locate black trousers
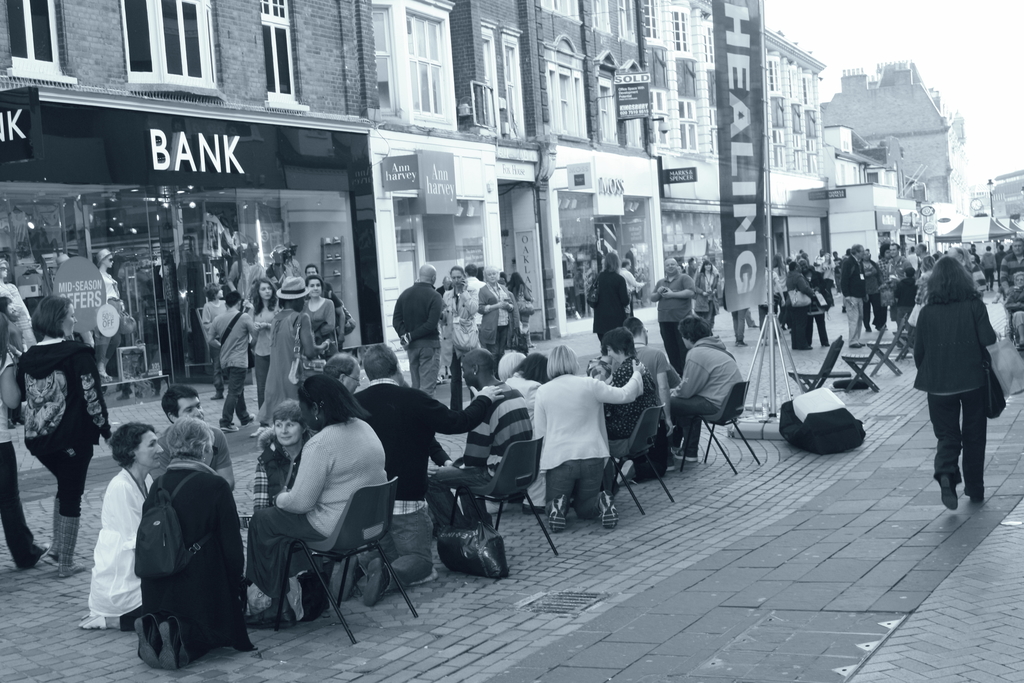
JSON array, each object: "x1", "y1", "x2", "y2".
[
  {"x1": 0, "y1": 441, "x2": 42, "y2": 566},
  {"x1": 927, "y1": 385, "x2": 987, "y2": 498},
  {"x1": 35, "y1": 444, "x2": 94, "y2": 517},
  {"x1": 806, "y1": 312, "x2": 829, "y2": 347},
  {"x1": 864, "y1": 293, "x2": 886, "y2": 331},
  {"x1": 660, "y1": 321, "x2": 685, "y2": 375},
  {"x1": 788, "y1": 306, "x2": 811, "y2": 350}
]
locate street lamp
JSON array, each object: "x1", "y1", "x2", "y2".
[{"x1": 988, "y1": 178, "x2": 994, "y2": 217}]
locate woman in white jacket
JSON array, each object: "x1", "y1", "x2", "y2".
[
  {"x1": 80, "y1": 423, "x2": 162, "y2": 630},
  {"x1": 534, "y1": 345, "x2": 644, "y2": 532}
]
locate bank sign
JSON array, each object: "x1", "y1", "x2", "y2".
[
  {"x1": 0, "y1": 87, "x2": 42, "y2": 164},
  {"x1": 713, "y1": 0, "x2": 766, "y2": 313},
  {"x1": 614, "y1": 72, "x2": 651, "y2": 120}
]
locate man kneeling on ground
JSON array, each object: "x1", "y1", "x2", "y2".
[
  {"x1": 670, "y1": 317, "x2": 742, "y2": 464},
  {"x1": 352, "y1": 344, "x2": 503, "y2": 605}
]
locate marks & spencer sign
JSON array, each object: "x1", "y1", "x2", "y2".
[{"x1": 0, "y1": 87, "x2": 42, "y2": 164}]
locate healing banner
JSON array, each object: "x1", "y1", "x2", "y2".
[{"x1": 713, "y1": 0, "x2": 766, "y2": 312}]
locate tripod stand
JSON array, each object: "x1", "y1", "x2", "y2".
[{"x1": 744, "y1": 274, "x2": 799, "y2": 422}]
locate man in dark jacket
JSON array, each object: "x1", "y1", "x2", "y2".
[
  {"x1": 354, "y1": 344, "x2": 501, "y2": 606},
  {"x1": 393, "y1": 264, "x2": 444, "y2": 397},
  {"x1": 839, "y1": 244, "x2": 866, "y2": 348}
]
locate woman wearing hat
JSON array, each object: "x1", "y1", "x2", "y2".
[{"x1": 255, "y1": 276, "x2": 319, "y2": 426}]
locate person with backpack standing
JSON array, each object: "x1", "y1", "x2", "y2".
[{"x1": 18, "y1": 296, "x2": 112, "y2": 578}]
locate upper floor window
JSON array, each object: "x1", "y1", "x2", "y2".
[
  {"x1": 593, "y1": 0, "x2": 610, "y2": 33},
  {"x1": 598, "y1": 76, "x2": 615, "y2": 143},
  {"x1": 702, "y1": 24, "x2": 713, "y2": 64},
  {"x1": 766, "y1": 57, "x2": 781, "y2": 94},
  {"x1": 802, "y1": 74, "x2": 813, "y2": 106},
  {"x1": 546, "y1": 40, "x2": 585, "y2": 138},
  {"x1": 122, "y1": 0, "x2": 216, "y2": 88},
  {"x1": 502, "y1": 34, "x2": 524, "y2": 138},
  {"x1": 407, "y1": 13, "x2": 445, "y2": 117},
  {"x1": 670, "y1": 9, "x2": 688, "y2": 52},
  {"x1": 373, "y1": 9, "x2": 395, "y2": 112},
  {"x1": 652, "y1": 89, "x2": 668, "y2": 145},
  {"x1": 542, "y1": 0, "x2": 577, "y2": 19},
  {"x1": 642, "y1": 0, "x2": 658, "y2": 40},
  {"x1": 7, "y1": 0, "x2": 70, "y2": 79},
  {"x1": 678, "y1": 99, "x2": 696, "y2": 152},
  {"x1": 262, "y1": 0, "x2": 295, "y2": 101},
  {"x1": 617, "y1": 0, "x2": 635, "y2": 42}
]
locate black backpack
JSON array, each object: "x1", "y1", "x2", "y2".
[{"x1": 135, "y1": 472, "x2": 213, "y2": 579}]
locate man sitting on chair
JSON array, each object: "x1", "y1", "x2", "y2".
[
  {"x1": 669, "y1": 317, "x2": 743, "y2": 464},
  {"x1": 353, "y1": 344, "x2": 502, "y2": 606},
  {"x1": 1005, "y1": 271, "x2": 1024, "y2": 349}
]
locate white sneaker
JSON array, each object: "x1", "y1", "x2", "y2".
[
  {"x1": 548, "y1": 495, "x2": 567, "y2": 532},
  {"x1": 599, "y1": 491, "x2": 618, "y2": 529}
]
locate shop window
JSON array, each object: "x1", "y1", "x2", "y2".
[
  {"x1": 261, "y1": 0, "x2": 295, "y2": 103},
  {"x1": 670, "y1": 8, "x2": 688, "y2": 52},
  {"x1": 661, "y1": 210, "x2": 722, "y2": 263},
  {"x1": 679, "y1": 99, "x2": 696, "y2": 152},
  {"x1": 121, "y1": 0, "x2": 217, "y2": 88},
  {"x1": 593, "y1": 0, "x2": 610, "y2": 33},
  {"x1": 546, "y1": 41, "x2": 585, "y2": 138},
  {"x1": 373, "y1": 9, "x2": 395, "y2": 113},
  {"x1": 617, "y1": 0, "x2": 635, "y2": 42},
  {"x1": 642, "y1": 0, "x2": 658, "y2": 40},
  {"x1": 407, "y1": 13, "x2": 446, "y2": 118},
  {"x1": 393, "y1": 197, "x2": 485, "y2": 292},
  {"x1": 598, "y1": 77, "x2": 615, "y2": 143},
  {"x1": 502, "y1": 35, "x2": 524, "y2": 138},
  {"x1": 7, "y1": 0, "x2": 73, "y2": 81}
]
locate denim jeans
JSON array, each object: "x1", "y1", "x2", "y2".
[
  {"x1": 358, "y1": 506, "x2": 433, "y2": 585},
  {"x1": 545, "y1": 458, "x2": 605, "y2": 520},
  {"x1": 928, "y1": 385, "x2": 987, "y2": 497},
  {"x1": 669, "y1": 395, "x2": 719, "y2": 458},
  {"x1": 426, "y1": 466, "x2": 492, "y2": 529},
  {"x1": 210, "y1": 345, "x2": 224, "y2": 393},
  {"x1": 254, "y1": 354, "x2": 270, "y2": 418},
  {"x1": 221, "y1": 366, "x2": 251, "y2": 427},
  {"x1": 731, "y1": 310, "x2": 746, "y2": 343},
  {"x1": 408, "y1": 345, "x2": 440, "y2": 397},
  {"x1": 845, "y1": 297, "x2": 863, "y2": 344},
  {"x1": 659, "y1": 321, "x2": 685, "y2": 375},
  {"x1": 0, "y1": 441, "x2": 44, "y2": 567}
]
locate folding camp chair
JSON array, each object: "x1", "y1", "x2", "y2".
[
  {"x1": 611, "y1": 406, "x2": 674, "y2": 515},
  {"x1": 700, "y1": 381, "x2": 761, "y2": 475},
  {"x1": 788, "y1": 337, "x2": 852, "y2": 392}
]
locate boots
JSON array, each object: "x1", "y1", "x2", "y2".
[
  {"x1": 48, "y1": 500, "x2": 60, "y2": 562},
  {"x1": 56, "y1": 514, "x2": 87, "y2": 578}
]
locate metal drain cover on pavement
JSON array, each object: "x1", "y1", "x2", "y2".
[{"x1": 516, "y1": 591, "x2": 605, "y2": 615}]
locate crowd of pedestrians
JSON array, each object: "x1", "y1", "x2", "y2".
[{"x1": 0, "y1": 240, "x2": 1016, "y2": 669}]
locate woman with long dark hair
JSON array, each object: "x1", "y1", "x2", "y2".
[
  {"x1": 18, "y1": 296, "x2": 111, "y2": 578},
  {"x1": 256, "y1": 277, "x2": 319, "y2": 426},
  {"x1": 250, "y1": 277, "x2": 278, "y2": 417},
  {"x1": 914, "y1": 256, "x2": 997, "y2": 510},
  {"x1": 245, "y1": 375, "x2": 386, "y2": 623}
]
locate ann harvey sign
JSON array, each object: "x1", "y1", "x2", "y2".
[
  {"x1": 381, "y1": 154, "x2": 419, "y2": 191},
  {"x1": 381, "y1": 151, "x2": 459, "y2": 214},
  {"x1": 713, "y1": 0, "x2": 766, "y2": 313}
]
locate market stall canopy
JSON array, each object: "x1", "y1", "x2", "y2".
[{"x1": 935, "y1": 217, "x2": 1017, "y2": 243}]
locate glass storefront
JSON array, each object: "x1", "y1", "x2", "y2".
[
  {"x1": 661, "y1": 210, "x2": 722, "y2": 268},
  {"x1": 0, "y1": 97, "x2": 380, "y2": 390},
  {"x1": 394, "y1": 197, "x2": 485, "y2": 291},
  {"x1": 558, "y1": 192, "x2": 652, "y2": 318}
]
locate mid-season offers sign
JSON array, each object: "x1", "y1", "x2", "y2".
[
  {"x1": 53, "y1": 257, "x2": 106, "y2": 335},
  {"x1": 713, "y1": 0, "x2": 766, "y2": 313}
]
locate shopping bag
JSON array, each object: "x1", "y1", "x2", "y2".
[
  {"x1": 436, "y1": 521, "x2": 510, "y2": 579},
  {"x1": 987, "y1": 338, "x2": 1024, "y2": 396}
]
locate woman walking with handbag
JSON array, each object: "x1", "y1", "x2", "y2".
[
  {"x1": 914, "y1": 256, "x2": 997, "y2": 510},
  {"x1": 785, "y1": 262, "x2": 814, "y2": 351},
  {"x1": 693, "y1": 261, "x2": 719, "y2": 325},
  {"x1": 256, "y1": 277, "x2": 322, "y2": 427}
]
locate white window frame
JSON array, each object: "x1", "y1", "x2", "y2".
[
  {"x1": 626, "y1": 118, "x2": 643, "y2": 148},
  {"x1": 121, "y1": 0, "x2": 217, "y2": 88},
  {"x1": 541, "y1": 0, "x2": 577, "y2": 19},
  {"x1": 670, "y1": 8, "x2": 688, "y2": 52},
  {"x1": 702, "y1": 24, "x2": 713, "y2": 64},
  {"x1": 7, "y1": 0, "x2": 74, "y2": 82},
  {"x1": 546, "y1": 41, "x2": 585, "y2": 138},
  {"x1": 642, "y1": 0, "x2": 658, "y2": 40},
  {"x1": 707, "y1": 106, "x2": 717, "y2": 155},
  {"x1": 617, "y1": 0, "x2": 635, "y2": 42},
  {"x1": 598, "y1": 76, "x2": 615, "y2": 143},
  {"x1": 678, "y1": 98, "x2": 697, "y2": 152},
  {"x1": 766, "y1": 57, "x2": 781, "y2": 94},
  {"x1": 652, "y1": 89, "x2": 669, "y2": 145},
  {"x1": 262, "y1": 0, "x2": 296, "y2": 104},
  {"x1": 406, "y1": 13, "x2": 446, "y2": 118},
  {"x1": 594, "y1": 0, "x2": 610, "y2": 33},
  {"x1": 502, "y1": 33, "x2": 525, "y2": 138},
  {"x1": 373, "y1": 8, "x2": 397, "y2": 113},
  {"x1": 479, "y1": 28, "x2": 499, "y2": 129},
  {"x1": 802, "y1": 74, "x2": 812, "y2": 106}
]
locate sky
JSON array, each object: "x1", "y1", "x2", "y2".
[{"x1": 763, "y1": 0, "x2": 1024, "y2": 188}]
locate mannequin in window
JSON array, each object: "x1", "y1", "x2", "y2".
[{"x1": 95, "y1": 249, "x2": 122, "y2": 383}]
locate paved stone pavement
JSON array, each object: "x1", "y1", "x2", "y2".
[{"x1": 2, "y1": 298, "x2": 1022, "y2": 683}]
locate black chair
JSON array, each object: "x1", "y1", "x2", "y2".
[
  {"x1": 788, "y1": 337, "x2": 851, "y2": 392},
  {"x1": 700, "y1": 381, "x2": 761, "y2": 475},
  {"x1": 611, "y1": 405, "x2": 674, "y2": 515},
  {"x1": 450, "y1": 437, "x2": 558, "y2": 556},
  {"x1": 274, "y1": 478, "x2": 418, "y2": 641}
]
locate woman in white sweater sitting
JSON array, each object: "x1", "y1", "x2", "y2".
[
  {"x1": 534, "y1": 345, "x2": 644, "y2": 532},
  {"x1": 245, "y1": 374, "x2": 387, "y2": 624}
]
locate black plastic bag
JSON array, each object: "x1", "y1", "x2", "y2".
[
  {"x1": 779, "y1": 401, "x2": 865, "y2": 455},
  {"x1": 437, "y1": 522, "x2": 510, "y2": 579}
]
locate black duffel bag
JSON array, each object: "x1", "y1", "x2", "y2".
[
  {"x1": 779, "y1": 400, "x2": 865, "y2": 455},
  {"x1": 437, "y1": 521, "x2": 510, "y2": 579}
]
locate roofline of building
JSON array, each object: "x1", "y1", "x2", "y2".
[{"x1": 765, "y1": 29, "x2": 827, "y2": 73}]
